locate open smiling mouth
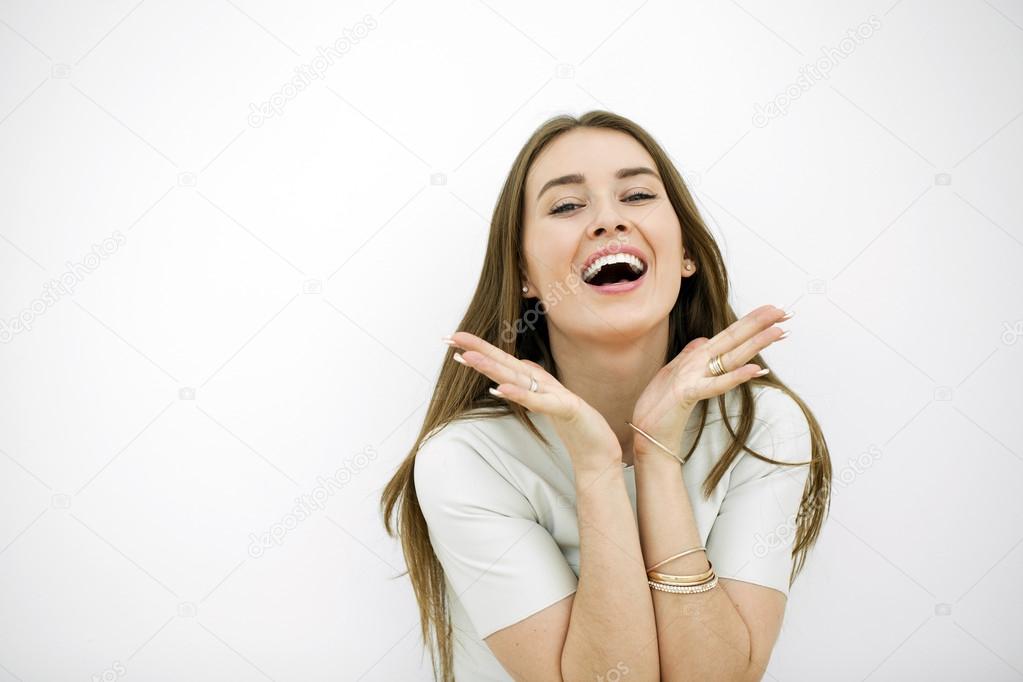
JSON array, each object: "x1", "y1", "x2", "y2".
[{"x1": 582, "y1": 253, "x2": 648, "y2": 287}]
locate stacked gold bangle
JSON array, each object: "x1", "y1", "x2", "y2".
[
  {"x1": 628, "y1": 421, "x2": 717, "y2": 593},
  {"x1": 645, "y1": 546, "x2": 718, "y2": 594}
]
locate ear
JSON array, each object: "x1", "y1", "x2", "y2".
[{"x1": 681, "y1": 251, "x2": 697, "y2": 278}]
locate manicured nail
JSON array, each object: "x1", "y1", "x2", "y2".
[
  {"x1": 779, "y1": 310, "x2": 794, "y2": 321},
  {"x1": 489, "y1": 387, "x2": 505, "y2": 397},
  {"x1": 452, "y1": 352, "x2": 466, "y2": 364},
  {"x1": 441, "y1": 335, "x2": 456, "y2": 345},
  {"x1": 754, "y1": 368, "x2": 771, "y2": 377},
  {"x1": 778, "y1": 330, "x2": 790, "y2": 340}
]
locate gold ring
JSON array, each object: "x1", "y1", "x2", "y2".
[{"x1": 708, "y1": 354, "x2": 728, "y2": 376}]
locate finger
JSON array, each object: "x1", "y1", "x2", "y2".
[
  {"x1": 717, "y1": 324, "x2": 787, "y2": 375},
  {"x1": 703, "y1": 362, "x2": 768, "y2": 395},
  {"x1": 489, "y1": 379, "x2": 576, "y2": 421},
  {"x1": 450, "y1": 331, "x2": 555, "y2": 382},
  {"x1": 457, "y1": 349, "x2": 540, "y2": 393},
  {"x1": 451, "y1": 340, "x2": 557, "y2": 394},
  {"x1": 704, "y1": 305, "x2": 788, "y2": 359}
]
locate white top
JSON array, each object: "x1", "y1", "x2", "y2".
[{"x1": 413, "y1": 384, "x2": 812, "y2": 681}]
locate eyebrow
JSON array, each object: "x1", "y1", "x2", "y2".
[{"x1": 536, "y1": 166, "x2": 661, "y2": 202}]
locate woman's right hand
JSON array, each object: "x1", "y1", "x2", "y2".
[{"x1": 444, "y1": 331, "x2": 623, "y2": 476}]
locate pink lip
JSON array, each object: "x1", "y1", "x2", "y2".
[
  {"x1": 581, "y1": 244, "x2": 649, "y2": 272},
  {"x1": 586, "y1": 266, "x2": 649, "y2": 295}
]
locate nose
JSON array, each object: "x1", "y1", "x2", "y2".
[
  {"x1": 587, "y1": 203, "x2": 633, "y2": 239},
  {"x1": 589, "y1": 223, "x2": 630, "y2": 238}
]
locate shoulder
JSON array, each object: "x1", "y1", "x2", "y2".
[
  {"x1": 750, "y1": 383, "x2": 805, "y2": 417},
  {"x1": 413, "y1": 409, "x2": 536, "y2": 510},
  {"x1": 415, "y1": 407, "x2": 527, "y2": 461},
  {"x1": 710, "y1": 385, "x2": 814, "y2": 491},
  {"x1": 412, "y1": 411, "x2": 556, "y2": 556},
  {"x1": 702, "y1": 385, "x2": 811, "y2": 467},
  {"x1": 704, "y1": 385, "x2": 818, "y2": 596},
  {"x1": 746, "y1": 384, "x2": 812, "y2": 465},
  {"x1": 413, "y1": 410, "x2": 501, "y2": 485}
]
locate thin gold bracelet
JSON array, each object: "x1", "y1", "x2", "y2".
[
  {"x1": 625, "y1": 421, "x2": 686, "y2": 465},
  {"x1": 648, "y1": 565, "x2": 716, "y2": 586},
  {"x1": 645, "y1": 546, "x2": 706, "y2": 572}
]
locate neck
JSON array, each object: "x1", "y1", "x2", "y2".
[{"x1": 547, "y1": 318, "x2": 670, "y2": 465}]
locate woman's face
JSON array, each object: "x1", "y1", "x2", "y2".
[{"x1": 521, "y1": 127, "x2": 690, "y2": 342}]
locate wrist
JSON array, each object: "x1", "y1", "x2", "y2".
[
  {"x1": 573, "y1": 460, "x2": 626, "y2": 491},
  {"x1": 633, "y1": 440, "x2": 681, "y2": 466},
  {"x1": 572, "y1": 452, "x2": 624, "y2": 472},
  {"x1": 630, "y1": 408, "x2": 692, "y2": 451},
  {"x1": 631, "y1": 426, "x2": 688, "y2": 465}
]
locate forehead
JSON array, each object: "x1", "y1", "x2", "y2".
[{"x1": 526, "y1": 128, "x2": 656, "y2": 198}]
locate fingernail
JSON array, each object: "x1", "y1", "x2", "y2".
[
  {"x1": 779, "y1": 310, "x2": 794, "y2": 321},
  {"x1": 489, "y1": 387, "x2": 504, "y2": 397},
  {"x1": 754, "y1": 368, "x2": 771, "y2": 377},
  {"x1": 452, "y1": 352, "x2": 466, "y2": 365},
  {"x1": 778, "y1": 330, "x2": 790, "y2": 340},
  {"x1": 441, "y1": 335, "x2": 456, "y2": 345}
]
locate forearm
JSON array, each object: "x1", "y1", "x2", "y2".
[
  {"x1": 561, "y1": 464, "x2": 660, "y2": 681},
  {"x1": 635, "y1": 448, "x2": 755, "y2": 681}
]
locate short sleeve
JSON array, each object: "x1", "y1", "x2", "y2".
[
  {"x1": 705, "y1": 388, "x2": 814, "y2": 596},
  {"x1": 413, "y1": 424, "x2": 579, "y2": 639}
]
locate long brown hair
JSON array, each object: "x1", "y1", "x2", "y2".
[{"x1": 379, "y1": 109, "x2": 832, "y2": 682}]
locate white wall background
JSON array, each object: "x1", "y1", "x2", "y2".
[{"x1": 1, "y1": 0, "x2": 1021, "y2": 680}]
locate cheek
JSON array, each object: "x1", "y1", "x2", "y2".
[
  {"x1": 650, "y1": 220, "x2": 684, "y2": 268},
  {"x1": 523, "y1": 233, "x2": 576, "y2": 282}
]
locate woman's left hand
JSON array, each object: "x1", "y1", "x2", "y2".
[{"x1": 631, "y1": 304, "x2": 792, "y2": 460}]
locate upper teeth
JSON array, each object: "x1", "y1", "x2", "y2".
[{"x1": 583, "y1": 253, "x2": 646, "y2": 282}]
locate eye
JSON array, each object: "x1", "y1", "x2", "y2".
[
  {"x1": 549, "y1": 201, "x2": 581, "y2": 215},
  {"x1": 549, "y1": 192, "x2": 656, "y2": 216}
]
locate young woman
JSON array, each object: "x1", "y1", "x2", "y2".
[{"x1": 380, "y1": 110, "x2": 832, "y2": 681}]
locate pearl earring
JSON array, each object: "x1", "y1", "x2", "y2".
[
  {"x1": 684, "y1": 262, "x2": 693, "y2": 271},
  {"x1": 522, "y1": 285, "x2": 528, "y2": 293}
]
